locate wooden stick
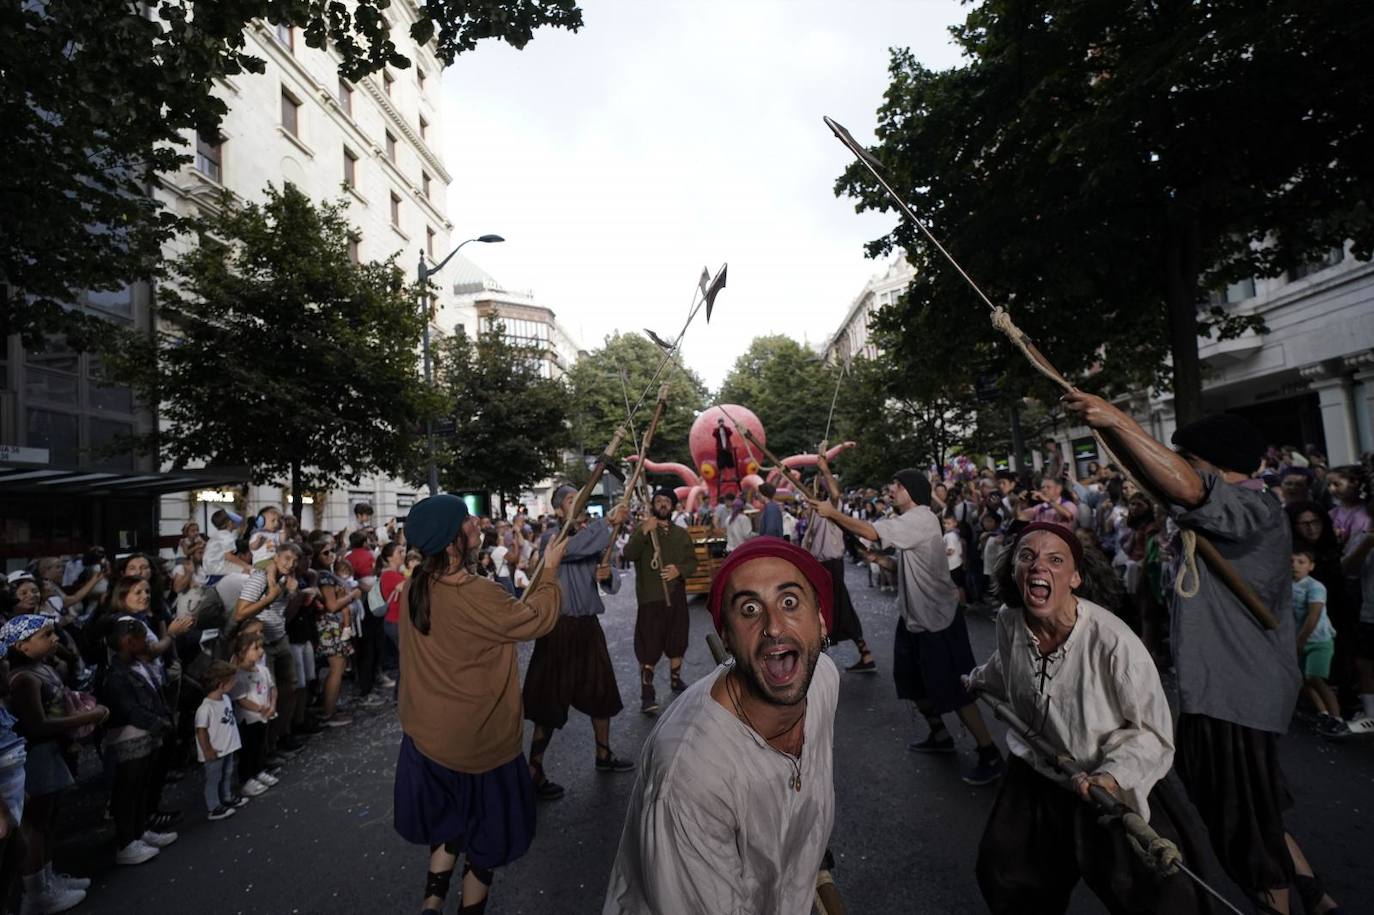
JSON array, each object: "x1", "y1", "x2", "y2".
[
  {"x1": 600, "y1": 383, "x2": 671, "y2": 568},
  {"x1": 527, "y1": 425, "x2": 627, "y2": 592},
  {"x1": 718, "y1": 407, "x2": 818, "y2": 504}
]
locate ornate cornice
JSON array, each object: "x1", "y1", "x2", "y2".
[{"x1": 358, "y1": 74, "x2": 452, "y2": 185}]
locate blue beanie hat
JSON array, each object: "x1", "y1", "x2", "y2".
[{"x1": 405, "y1": 494, "x2": 470, "y2": 557}]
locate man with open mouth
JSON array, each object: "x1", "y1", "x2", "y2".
[
  {"x1": 602, "y1": 537, "x2": 838, "y2": 914},
  {"x1": 816, "y1": 468, "x2": 1005, "y2": 786}
]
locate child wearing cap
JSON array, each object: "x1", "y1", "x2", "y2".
[{"x1": 203, "y1": 509, "x2": 250, "y2": 585}]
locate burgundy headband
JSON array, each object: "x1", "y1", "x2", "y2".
[
  {"x1": 707, "y1": 537, "x2": 834, "y2": 634},
  {"x1": 1011, "y1": 521, "x2": 1083, "y2": 567}
]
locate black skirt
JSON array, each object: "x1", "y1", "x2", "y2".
[
  {"x1": 634, "y1": 582, "x2": 690, "y2": 666},
  {"x1": 1174, "y1": 713, "x2": 1295, "y2": 895},
  {"x1": 891, "y1": 610, "x2": 976, "y2": 714},
  {"x1": 977, "y1": 756, "x2": 1228, "y2": 914},
  {"x1": 522, "y1": 615, "x2": 624, "y2": 729},
  {"x1": 821, "y1": 558, "x2": 864, "y2": 644}
]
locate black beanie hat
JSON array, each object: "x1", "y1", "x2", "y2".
[
  {"x1": 1171, "y1": 413, "x2": 1266, "y2": 475},
  {"x1": 893, "y1": 468, "x2": 932, "y2": 506}
]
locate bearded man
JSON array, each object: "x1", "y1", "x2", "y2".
[
  {"x1": 603, "y1": 537, "x2": 838, "y2": 914},
  {"x1": 623, "y1": 486, "x2": 699, "y2": 714}
]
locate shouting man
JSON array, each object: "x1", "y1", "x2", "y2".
[
  {"x1": 603, "y1": 537, "x2": 838, "y2": 914},
  {"x1": 623, "y1": 486, "x2": 698, "y2": 714}
]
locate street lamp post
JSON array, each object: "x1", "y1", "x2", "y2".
[{"x1": 417, "y1": 233, "x2": 505, "y2": 496}]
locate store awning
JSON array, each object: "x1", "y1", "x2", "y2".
[{"x1": 0, "y1": 463, "x2": 249, "y2": 497}]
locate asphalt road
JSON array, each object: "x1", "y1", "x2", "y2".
[{"x1": 66, "y1": 561, "x2": 1373, "y2": 915}]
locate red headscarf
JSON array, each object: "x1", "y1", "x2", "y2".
[{"x1": 708, "y1": 537, "x2": 834, "y2": 634}]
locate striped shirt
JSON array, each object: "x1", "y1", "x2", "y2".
[{"x1": 237, "y1": 569, "x2": 288, "y2": 641}]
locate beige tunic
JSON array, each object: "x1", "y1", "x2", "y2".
[
  {"x1": 966, "y1": 598, "x2": 1174, "y2": 820},
  {"x1": 603, "y1": 654, "x2": 839, "y2": 915}
]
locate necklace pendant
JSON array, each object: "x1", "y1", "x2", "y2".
[{"x1": 790, "y1": 773, "x2": 801, "y2": 792}]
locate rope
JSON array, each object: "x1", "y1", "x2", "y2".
[{"x1": 988, "y1": 306, "x2": 1202, "y2": 602}]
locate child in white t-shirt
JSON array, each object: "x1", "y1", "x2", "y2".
[
  {"x1": 195, "y1": 661, "x2": 245, "y2": 821},
  {"x1": 248, "y1": 506, "x2": 283, "y2": 569},
  {"x1": 229, "y1": 630, "x2": 278, "y2": 797},
  {"x1": 942, "y1": 514, "x2": 966, "y2": 604}
]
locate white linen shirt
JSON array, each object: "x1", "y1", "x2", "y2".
[
  {"x1": 603, "y1": 655, "x2": 839, "y2": 915},
  {"x1": 966, "y1": 598, "x2": 1174, "y2": 821},
  {"x1": 872, "y1": 505, "x2": 959, "y2": 633}
]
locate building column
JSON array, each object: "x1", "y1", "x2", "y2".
[
  {"x1": 1302, "y1": 360, "x2": 1359, "y2": 466},
  {"x1": 1355, "y1": 371, "x2": 1374, "y2": 456}
]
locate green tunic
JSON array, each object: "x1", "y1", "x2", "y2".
[{"x1": 624, "y1": 522, "x2": 698, "y2": 605}]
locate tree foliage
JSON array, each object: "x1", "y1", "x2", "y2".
[
  {"x1": 837, "y1": 2, "x2": 1374, "y2": 424},
  {"x1": 717, "y1": 335, "x2": 840, "y2": 459},
  {"x1": 104, "y1": 184, "x2": 433, "y2": 514},
  {"x1": 565, "y1": 332, "x2": 709, "y2": 470},
  {"x1": 431, "y1": 323, "x2": 571, "y2": 508},
  {"x1": 2, "y1": 0, "x2": 582, "y2": 348}
]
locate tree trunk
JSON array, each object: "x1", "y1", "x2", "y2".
[
  {"x1": 1164, "y1": 221, "x2": 1205, "y2": 426},
  {"x1": 290, "y1": 460, "x2": 303, "y2": 519}
]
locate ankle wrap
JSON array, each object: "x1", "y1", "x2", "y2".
[
  {"x1": 463, "y1": 860, "x2": 494, "y2": 887},
  {"x1": 424, "y1": 868, "x2": 454, "y2": 900}
]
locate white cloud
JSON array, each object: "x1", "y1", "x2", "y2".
[{"x1": 439, "y1": 0, "x2": 966, "y2": 388}]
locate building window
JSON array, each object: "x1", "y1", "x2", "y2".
[
  {"x1": 1287, "y1": 248, "x2": 1345, "y2": 283},
  {"x1": 417, "y1": 68, "x2": 427, "y2": 92},
  {"x1": 347, "y1": 236, "x2": 360, "y2": 263},
  {"x1": 195, "y1": 131, "x2": 223, "y2": 183},
  {"x1": 281, "y1": 89, "x2": 300, "y2": 137},
  {"x1": 343, "y1": 147, "x2": 357, "y2": 188},
  {"x1": 419, "y1": 115, "x2": 429, "y2": 141},
  {"x1": 385, "y1": 131, "x2": 396, "y2": 161},
  {"x1": 25, "y1": 408, "x2": 79, "y2": 466},
  {"x1": 396, "y1": 492, "x2": 416, "y2": 510},
  {"x1": 422, "y1": 171, "x2": 431, "y2": 199},
  {"x1": 390, "y1": 192, "x2": 401, "y2": 228},
  {"x1": 383, "y1": 70, "x2": 394, "y2": 96},
  {"x1": 338, "y1": 78, "x2": 353, "y2": 116},
  {"x1": 425, "y1": 227, "x2": 435, "y2": 257},
  {"x1": 275, "y1": 23, "x2": 294, "y2": 51}
]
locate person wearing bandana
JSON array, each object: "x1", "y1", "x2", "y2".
[
  {"x1": 966, "y1": 522, "x2": 1223, "y2": 913},
  {"x1": 623, "y1": 485, "x2": 699, "y2": 714},
  {"x1": 603, "y1": 537, "x2": 838, "y2": 915}
]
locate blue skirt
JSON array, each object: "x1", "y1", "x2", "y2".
[{"x1": 393, "y1": 735, "x2": 536, "y2": 869}]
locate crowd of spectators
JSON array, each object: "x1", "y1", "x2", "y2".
[{"x1": 0, "y1": 498, "x2": 584, "y2": 915}]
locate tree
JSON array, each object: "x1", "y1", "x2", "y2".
[
  {"x1": 104, "y1": 184, "x2": 434, "y2": 516},
  {"x1": 431, "y1": 323, "x2": 571, "y2": 512},
  {"x1": 2, "y1": 0, "x2": 582, "y2": 348},
  {"x1": 717, "y1": 335, "x2": 841, "y2": 459},
  {"x1": 837, "y1": 2, "x2": 1374, "y2": 424},
  {"x1": 565, "y1": 332, "x2": 709, "y2": 470}
]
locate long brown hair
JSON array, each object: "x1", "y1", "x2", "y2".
[{"x1": 407, "y1": 553, "x2": 452, "y2": 636}]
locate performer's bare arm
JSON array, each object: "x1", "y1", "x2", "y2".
[
  {"x1": 1062, "y1": 391, "x2": 1206, "y2": 508},
  {"x1": 816, "y1": 449, "x2": 842, "y2": 504}
]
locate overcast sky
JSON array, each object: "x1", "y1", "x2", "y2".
[{"x1": 438, "y1": 0, "x2": 966, "y2": 389}]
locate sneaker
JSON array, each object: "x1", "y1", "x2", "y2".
[
  {"x1": 275, "y1": 740, "x2": 306, "y2": 757},
  {"x1": 641, "y1": 686, "x2": 659, "y2": 715},
  {"x1": 376, "y1": 674, "x2": 396, "y2": 688},
  {"x1": 256, "y1": 772, "x2": 280, "y2": 787},
  {"x1": 846, "y1": 659, "x2": 878, "y2": 674},
  {"x1": 962, "y1": 750, "x2": 1006, "y2": 786},
  {"x1": 49, "y1": 870, "x2": 90, "y2": 892},
  {"x1": 595, "y1": 753, "x2": 635, "y2": 773},
  {"x1": 264, "y1": 754, "x2": 287, "y2": 770},
  {"x1": 206, "y1": 805, "x2": 237, "y2": 821},
  {"x1": 240, "y1": 778, "x2": 270, "y2": 797},
  {"x1": 670, "y1": 675, "x2": 689, "y2": 694},
  {"x1": 115, "y1": 840, "x2": 159, "y2": 866},
  {"x1": 147, "y1": 810, "x2": 183, "y2": 831},
  {"x1": 356, "y1": 694, "x2": 384, "y2": 708},
  {"x1": 324, "y1": 716, "x2": 353, "y2": 728},
  {"x1": 19, "y1": 877, "x2": 84, "y2": 914},
  {"x1": 1316, "y1": 714, "x2": 1351, "y2": 738},
  {"x1": 907, "y1": 733, "x2": 956, "y2": 754},
  {"x1": 226, "y1": 795, "x2": 251, "y2": 809},
  {"x1": 533, "y1": 777, "x2": 565, "y2": 801},
  {"x1": 140, "y1": 830, "x2": 178, "y2": 848}
]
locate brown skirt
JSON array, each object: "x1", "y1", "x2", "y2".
[
  {"x1": 522, "y1": 615, "x2": 623, "y2": 729},
  {"x1": 634, "y1": 582, "x2": 690, "y2": 666}
]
